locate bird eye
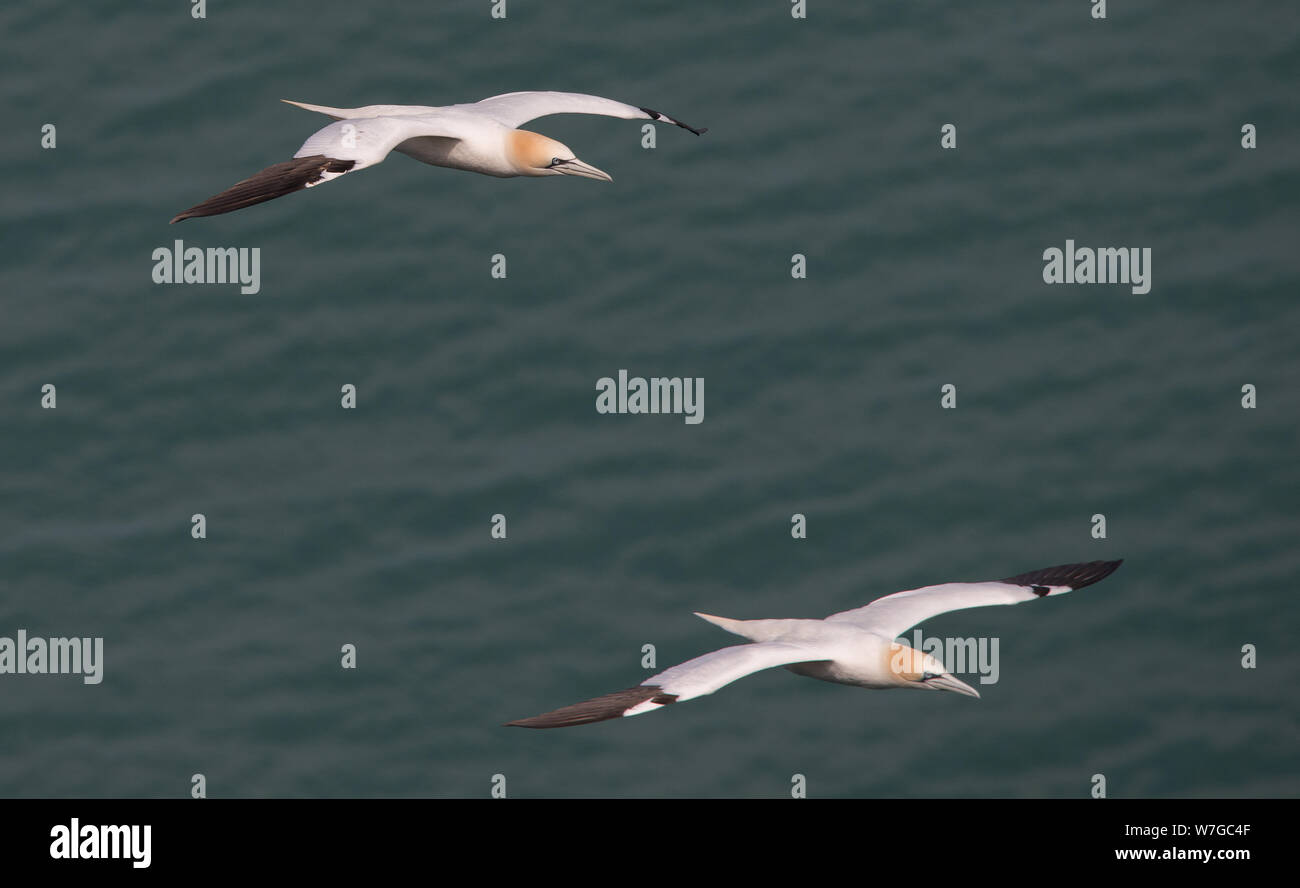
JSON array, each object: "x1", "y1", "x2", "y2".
[
  {"x1": 550, "y1": 157, "x2": 563, "y2": 167},
  {"x1": 922, "y1": 671, "x2": 939, "y2": 681}
]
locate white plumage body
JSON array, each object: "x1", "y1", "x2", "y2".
[
  {"x1": 171, "y1": 91, "x2": 707, "y2": 222},
  {"x1": 509, "y1": 560, "x2": 1124, "y2": 728}
]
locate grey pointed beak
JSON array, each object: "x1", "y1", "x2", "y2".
[
  {"x1": 927, "y1": 673, "x2": 982, "y2": 698},
  {"x1": 554, "y1": 158, "x2": 613, "y2": 182}
]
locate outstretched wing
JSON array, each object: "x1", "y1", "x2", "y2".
[
  {"x1": 466, "y1": 91, "x2": 707, "y2": 135},
  {"x1": 170, "y1": 114, "x2": 469, "y2": 222},
  {"x1": 506, "y1": 642, "x2": 825, "y2": 729},
  {"x1": 168, "y1": 156, "x2": 356, "y2": 223},
  {"x1": 825, "y1": 560, "x2": 1123, "y2": 639}
]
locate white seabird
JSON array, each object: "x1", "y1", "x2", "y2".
[
  {"x1": 507, "y1": 560, "x2": 1123, "y2": 728},
  {"x1": 170, "y1": 91, "x2": 706, "y2": 222}
]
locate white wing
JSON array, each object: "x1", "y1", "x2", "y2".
[
  {"x1": 825, "y1": 560, "x2": 1123, "y2": 639},
  {"x1": 506, "y1": 642, "x2": 824, "y2": 729},
  {"x1": 172, "y1": 115, "x2": 472, "y2": 222},
  {"x1": 465, "y1": 91, "x2": 707, "y2": 135},
  {"x1": 292, "y1": 115, "x2": 474, "y2": 168},
  {"x1": 644, "y1": 642, "x2": 827, "y2": 701}
]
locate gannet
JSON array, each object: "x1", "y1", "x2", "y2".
[
  {"x1": 170, "y1": 91, "x2": 706, "y2": 223},
  {"x1": 507, "y1": 560, "x2": 1122, "y2": 728}
]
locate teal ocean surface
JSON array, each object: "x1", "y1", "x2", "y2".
[{"x1": 1, "y1": 2, "x2": 1297, "y2": 797}]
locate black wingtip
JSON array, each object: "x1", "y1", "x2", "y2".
[
  {"x1": 639, "y1": 106, "x2": 707, "y2": 136},
  {"x1": 169, "y1": 155, "x2": 356, "y2": 222},
  {"x1": 506, "y1": 685, "x2": 676, "y2": 729},
  {"x1": 1001, "y1": 560, "x2": 1123, "y2": 591}
]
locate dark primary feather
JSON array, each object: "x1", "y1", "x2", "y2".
[
  {"x1": 170, "y1": 155, "x2": 355, "y2": 223},
  {"x1": 1000, "y1": 560, "x2": 1123, "y2": 591},
  {"x1": 506, "y1": 685, "x2": 678, "y2": 729},
  {"x1": 638, "y1": 106, "x2": 708, "y2": 136}
]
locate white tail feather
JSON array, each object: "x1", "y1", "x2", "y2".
[
  {"x1": 281, "y1": 99, "x2": 351, "y2": 120},
  {"x1": 694, "y1": 612, "x2": 748, "y2": 636}
]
